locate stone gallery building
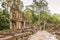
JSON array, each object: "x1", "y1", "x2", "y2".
[{"x1": 10, "y1": 1, "x2": 29, "y2": 30}]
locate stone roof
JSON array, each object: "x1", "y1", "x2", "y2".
[
  {"x1": 10, "y1": 2, "x2": 19, "y2": 10},
  {"x1": 10, "y1": 2, "x2": 29, "y2": 22}
]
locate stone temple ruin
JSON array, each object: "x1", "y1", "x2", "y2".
[
  {"x1": 0, "y1": 0, "x2": 59, "y2": 40},
  {"x1": 0, "y1": 1, "x2": 38, "y2": 40},
  {"x1": 10, "y1": 1, "x2": 29, "y2": 30}
]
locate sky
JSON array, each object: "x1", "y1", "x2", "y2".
[
  {"x1": 21, "y1": 0, "x2": 60, "y2": 14},
  {"x1": 0, "y1": 0, "x2": 60, "y2": 14},
  {"x1": 46, "y1": 0, "x2": 60, "y2": 14}
]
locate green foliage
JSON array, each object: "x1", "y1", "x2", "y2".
[
  {"x1": 0, "y1": 9, "x2": 9, "y2": 30},
  {"x1": 39, "y1": 10, "x2": 60, "y2": 24},
  {"x1": 24, "y1": 8, "x2": 34, "y2": 25},
  {"x1": 24, "y1": 8, "x2": 32, "y2": 18},
  {"x1": 40, "y1": 10, "x2": 50, "y2": 20},
  {"x1": 47, "y1": 14, "x2": 60, "y2": 23},
  {"x1": 1, "y1": 2, "x2": 7, "y2": 8},
  {"x1": 24, "y1": 7, "x2": 60, "y2": 25},
  {"x1": 24, "y1": 8, "x2": 39, "y2": 25}
]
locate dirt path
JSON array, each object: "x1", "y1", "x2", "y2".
[{"x1": 28, "y1": 30, "x2": 58, "y2": 40}]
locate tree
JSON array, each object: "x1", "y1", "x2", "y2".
[
  {"x1": 15, "y1": 0, "x2": 24, "y2": 11},
  {"x1": 39, "y1": 10, "x2": 50, "y2": 30},
  {"x1": 2, "y1": 0, "x2": 24, "y2": 11},
  {"x1": 26, "y1": 0, "x2": 48, "y2": 22},
  {"x1": 0, "y1": 9, "x2": 9, "y2": 30},
  {"x1": 24, "y1": 8, "x2": 34, "y2": 25},
  {"x1": 47, "y1": 14, "x2": 60, "y2": 23},
  {"x1": 40, "y1": 10, "x2": 50, "y2": 20},
  {"x1": 24, "y1": 8, "x2": 39, "y2": 25}
]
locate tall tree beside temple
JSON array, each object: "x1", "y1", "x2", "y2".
[
  {"x1": 2, "y1": 0, "x2": 24, "y2": 11},
  {"x1": 26, "y1": 0, "x2": 48, "y2": 21},
  {"x1": 14, "y1": 0, "x2": 24, "y2": 11}
]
